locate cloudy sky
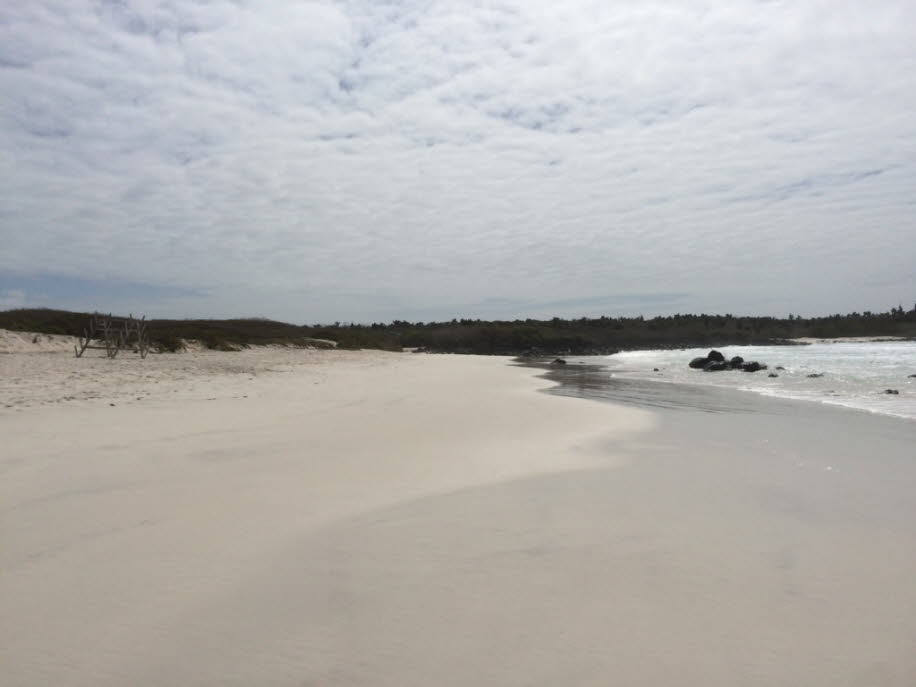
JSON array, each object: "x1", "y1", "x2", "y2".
[{"x1": 1, "y1": 1, "x2": 914, "y2": 323}]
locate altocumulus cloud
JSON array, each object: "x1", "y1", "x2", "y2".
[{"x1": 1, "y1": 0, "x2": 914, "y2": 322}]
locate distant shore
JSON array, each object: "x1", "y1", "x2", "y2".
[{"x1": 789, "y1": 335, "x2": 910, "y2": 344}]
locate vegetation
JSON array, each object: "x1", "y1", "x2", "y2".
[{"x1": 1, "y1": 305, "x2": 914, "y2": 355}]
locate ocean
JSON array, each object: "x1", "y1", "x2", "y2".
[{"x1": 595, "y1": 341, "x2": 916, "y2": 421}]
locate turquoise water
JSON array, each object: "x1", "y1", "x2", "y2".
[{"x1": 604, "y1": 341, "x2": 916, "y2": 421}]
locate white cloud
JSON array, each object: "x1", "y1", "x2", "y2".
[{"x1": 1, "y1": 0, "x2": 914, "y2": 321}]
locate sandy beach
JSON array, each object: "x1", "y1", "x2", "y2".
[{"x1": 2, "y1": 342, "x2": 916, "y2": 685}]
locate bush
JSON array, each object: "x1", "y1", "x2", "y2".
[{"x1": 151, "y1": 334, "x2": 185, "y2": 353}]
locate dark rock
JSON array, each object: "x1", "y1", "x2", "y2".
[
  {"x1": 689, "y1": 357, "x2": 709, "y2": 369},
  {"x1": 768, "y1": 373, "x2": 779, "y2": 378},
  {"x1": 807, "y1": 373, "x2": 824, "y2": 378},
  {"x1": 551, "y1": 358, "x2": 567, "y2": 365},
  {"x1": 742, "y1": 361, "x2": 766, "y2": 372},
  {"x1": 653, "y1": 368, "x2": 660, "y2": 372},
  {"x1": 909, "y1": 374, "x2": 916, "y2": 378},
  {"x1": 775, "y1": 366, "x2": 785, "y2": 371},
  {"x1": 729, "y1": 356, "x2": 744, "y2": 366},
  {"x1": 703, "y1": 361, "x2": 729, "y2": 371},
  {"x1": 707, "y1": 350, "x2": 725, "y2": 363},
  {"x1": 884, "y1": 389, "x2": 899, "y2": 395}
]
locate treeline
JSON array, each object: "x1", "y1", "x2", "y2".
[
  {"x1": 358, "y1": 305, "x2": 916, "y2": 354},
  {"x1": 1, "y1": 305, "x2": 914, "y2": 355}
]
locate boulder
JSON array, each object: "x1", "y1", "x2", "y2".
[
  {"x1": 729, "y1": 356, "x2": 744, "y2": 366},
  {"x1": 775, "y1": 366, "x2": 786, "y2": 371},
  {"x1": 742, "y1": 361, "x2": 766, "y2": 372},
  {"x1": 807, "y1": 373, "x2": 824, "y2": 378},
  {"x1": 884, "y1": 389, "x2": 899, "y2": 395},
  {"x1": 909, "y1": 374, "x2": 916, "y2": 378},
  {"x1": 689, "y1": 357, "x2": 709, "y2": 369},
  {"x1": 704, "y1": 361, "x2": 729, "y2": 371},
  {"x1": 551, "y1": 358, "x2": 567, "y2": 365},
  {"x1": 768, "y1": 373, "x2": 779, "y2": 378},
  {"x1": 653, "y1": 368, "x2": 660, "y2": 372},
  {"x1": 707, "y1": 350, "x2": 725, "y2": 363}
]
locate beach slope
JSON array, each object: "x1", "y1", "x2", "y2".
[{"x1": 2, "y1": 349, "x2": 915, "y2": 685}]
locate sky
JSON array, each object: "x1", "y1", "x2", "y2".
[{"x1": 1, "y1": 0, "x2": 914, "y2": 323}]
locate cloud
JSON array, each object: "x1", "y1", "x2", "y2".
[{"x1": 1, "y1": 1, "x2": 915, "y2": 321}]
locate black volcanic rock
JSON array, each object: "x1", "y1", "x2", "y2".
[
  {"x1": 884, "y1": 389, "x2": 899, "y2": 395},
  {"x1": 688, "y1": 351, "x2": 772, "y2": 374},
  {"x1": 807, "y1": 373, "x2": 824, "y2": 378},
  {"x1": 552, "y1": 358, "x2": 567, "y2": 365},
  {"x1": 768, "y1": 373, "x2": 779, "y2": 378}
]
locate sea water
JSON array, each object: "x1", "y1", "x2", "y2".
[{"x1": 602, "y1": 341, "x2": 916, "y2": 421}]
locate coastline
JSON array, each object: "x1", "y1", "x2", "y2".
[
  {"x1": 535, "y1": 356, "x2": 916, "y2": 420},
  {"x1": 554, "y1": 341, "x2": 916, "y2": 422},
  {"x1": 3, "y1": 349, "x2": 916, "y2": 685}
]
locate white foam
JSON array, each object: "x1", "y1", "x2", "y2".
[{"x1": 606, "y1": 342, "x2": 916, "y2": 420}]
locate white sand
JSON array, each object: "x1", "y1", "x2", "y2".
[
  {"x1": 0, "y1": 328, "x2": 80, "y2": 354},
  {"x1": 790, "y1": 336, "x2": 908, "y2": 344},
  {"x1": 3, "y1": 346, "x2": 915, "y2": 685},
  {"x1": 1, "y1": 346, "x2": 650, "y2": 685}
]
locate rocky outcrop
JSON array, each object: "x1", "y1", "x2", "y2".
[
  {"x1": 690, "y1": 350, "x2": 728, "y2": 369},
  {"x1": 689, "y1": 350, "x2": 768, "y2": 373}
]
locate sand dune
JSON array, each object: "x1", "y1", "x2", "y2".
[{"x1": 0, "y1": 328, "x2": 80, "y2": 354}]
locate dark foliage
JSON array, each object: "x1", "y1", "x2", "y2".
[{"x1": 1, "y1": 305, "x2": 914, "y2": 355}]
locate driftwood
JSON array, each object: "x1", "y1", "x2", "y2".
[{"x1": 75, "y1": 313, "x2": 150, "y2": 359}]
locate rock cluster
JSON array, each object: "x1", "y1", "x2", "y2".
[{"x1": 688, "y1": 350, "x2": 767, "y2": 373}]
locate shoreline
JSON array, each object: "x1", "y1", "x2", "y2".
[
  {"x1": 535, "y1": 357, "x2": 916, "y2": 423},
  {"x1": 547, "y1": 338, "x2": 916, "y2": 423},
  {"x1": 3, "y1": 349, "x2": 916, "y2": 685}
]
